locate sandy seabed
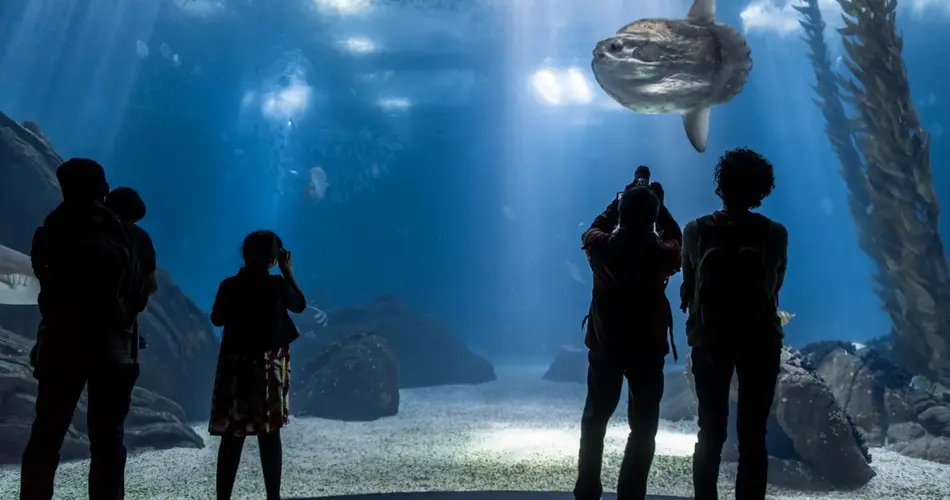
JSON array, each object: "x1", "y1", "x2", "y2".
[{"x1": 0, "y1": 366, "x2": 948, "y2": 500}]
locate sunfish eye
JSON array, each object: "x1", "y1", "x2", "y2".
[{"x1": 608, "y1": 41, "x2": 623, "y2": 52}]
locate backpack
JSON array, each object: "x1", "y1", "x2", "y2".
[
  {"x1": 42, "y1": 202, "x2": 144, "y2": 332},
  {"x1": 693, "y1": 214, "x2": 776, "y2": 335}
]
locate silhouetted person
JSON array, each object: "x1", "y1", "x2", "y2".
[
  {"x1": 22, "y1": 159, "x2": 150, "y2": 500},
  {"x1": 680, "y1": 148, "x2": 788, "y2": 500},
  {"x1": 575, "y1": 178, "x2": 683, "y2": 500},
  {"x1": 105, "y1": 186, "x2": 159, "y2": 352},
  {"x1": 209, "y1": 230, "x2": 306, "y2": 500}
]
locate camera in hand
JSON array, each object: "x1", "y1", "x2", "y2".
[{"x1": 633, "y1": 165, "x2": 651, "y2": 188}]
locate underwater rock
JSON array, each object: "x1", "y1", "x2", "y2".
[
  {"x1": 660, "y1": 369, "x2": 698, "y2": 422},
  {"x1": 293, "y1": 295, "x2": 495, "y2": 388},
  {"x1": 802, "y1": 340, "x2": 950, "y2": 464},
  {"x1": 0, "y1": 327, "x2": 203, "y2": 464},
  {"x1": 0, "y1": 113, "x2": 220, "y2": 420},
  {"x1": 293, "y1": 333, "x2": 399, "y2": 422},
  {"x1": 541, "y1": 346, "x2": 697, "y2": 421},
  {"x1": 685, "y1": 346, "x2": 875, "y2": 490},
  {"x1": 542, "y1": 346, "x2": 587, "y2": 383},
  {"x1": 888, "y1": 435, "x2": 950, "y2": 464}
]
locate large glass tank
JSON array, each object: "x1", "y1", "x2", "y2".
[{"x1": 0, "y1": 0, "x2": 948, "y2": 498}]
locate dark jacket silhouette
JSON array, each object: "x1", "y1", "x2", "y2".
[
  {"x1": 681, "y1": 208, "x2": 788, "y2": 500},
  {"x1": 21, "y1": 159, "x2": 143, "y2": 500},
  {"x1": 582, "y1": 196, "x2": 683, "y2": 358},
  {"x1": 574, "y1": 185, "x2": 682, "y2": 500}
]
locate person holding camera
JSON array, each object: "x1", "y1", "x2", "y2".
[
  {"x1": 208, "y1": 230, "x2": 307, "y2": 500},
  {"x1": 575, "y1": 166, "x2": 683, "y2": 500}
]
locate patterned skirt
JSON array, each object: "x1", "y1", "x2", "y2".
[{"x1": 209, "y1": 346, "x2": 291, "y2": 437}]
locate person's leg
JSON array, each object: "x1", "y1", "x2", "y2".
[
  {"x1": 690, "y1": 345, "x2": 735, "y2": 500},
  {"x1": 86, "y1": 362, "x2": 139, "y2": 499},
  {"x1": 217, "y1": 435, "x2": 246, "y2": 500},
  {"x1": 258, "y1": 430, "x2": 283, "y2": 500},
  {"x1": 19, "y1": 347, "x2": 88, "y2": 500},
  {"x1": 733, "y1": 343, "x2": 782, "y2": 500},
  {"x1": 574, "y1": 349, "x2": 625, "y2": 500},
  {"x1": 617, "y1": 354, "x2": 665, "y2": 500}
]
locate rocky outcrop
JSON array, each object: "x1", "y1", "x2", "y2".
[
  {"x1": 802, "y1": 341, "x2": 950, "y2": 464},
  {"x1": 0, "y1": 327, "x2": 203, "y2": 464},
  {"x1": 685, "y1": 347, "x2": 874, "y2": 491},
  {"x1": 293, "y1": 333, "x2": 399, "y2": 421},
  {"x1": 293, "y1": 295, "x2": 495, "y2": 388},
  {"x1": 542, "y1": 346, "x2": 587, "y2": 383},
  {"x1": 0, "y1": 113, "x2": 220, "y2": 420}
]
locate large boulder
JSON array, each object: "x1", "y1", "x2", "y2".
[
  {"x1": 293, "y1": 333, "x2": 399, "y2": 421},
  {"x1": 0, "y1": 327, "x2": 203, "y2": 464},
  {"x1": 685, "y1": 346, "x2": 875, "y2": 491},
  {"x1": 293, "y1": 295, "x2": 495, "y2": 388},
  {"x1": 0, "y1": 113, "x2": 220, "y2": 420},
  {"x1": 801, "y1": 340, "x2": 950, "y2": 464}
]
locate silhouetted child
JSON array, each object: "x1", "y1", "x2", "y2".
[
  {"x1": 209, "y1": 230, "x2": 306, "y2": 500},
  {"x1": 104, "y1": 186, "x2": 158, "y2": 353}
]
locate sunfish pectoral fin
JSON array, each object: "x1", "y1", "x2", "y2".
[
  {"x1": 686, "y1": 0, "x2": 716, "y2": 24},
  {"x1": 682, "y1": 107, "x2": 711, "y2": 153}
]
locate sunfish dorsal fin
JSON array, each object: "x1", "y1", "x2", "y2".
[
  {"x1": 686, "y1": 0, "x2": 715, "y2": 24},
  {"x1": 682, "y1": 107, "x2": 711, "y2": 153}
]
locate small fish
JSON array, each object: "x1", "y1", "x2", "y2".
[
  {"x1": 306, "y1": 166, "x2": 329, "y2": 201},
  {"x1": 777, "y1": 310, "x2": 795, "y2": 327},
  {"x1": 909, "y1": 375, "x2": 934, "y2": 394}
]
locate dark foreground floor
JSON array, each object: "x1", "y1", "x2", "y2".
[{"x1": 290, "y1": 492, "x2": 690, "y2": 500}]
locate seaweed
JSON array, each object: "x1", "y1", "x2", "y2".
[{"x1": 799, "y1": 0, "x2": 950, "y2": 384}]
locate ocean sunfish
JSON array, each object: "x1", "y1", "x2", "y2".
[
  {"x1": 590, "y1": 0, "x2": 753, "y2": 153},
  {"x1": 0, "y1": 243, "x2": 40, "y2": 305}
]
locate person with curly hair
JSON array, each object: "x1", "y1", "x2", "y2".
[{"x1": 679, "y1": 147, "x2": 788, "y2": 500}]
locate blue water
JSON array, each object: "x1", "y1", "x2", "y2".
[{"x1": 0, "y1": 0, "x2": 947, "y2": 357}]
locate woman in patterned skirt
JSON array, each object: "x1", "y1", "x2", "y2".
[{"x1": 209, "y1": 230, "x2": 306, "y2": 500}]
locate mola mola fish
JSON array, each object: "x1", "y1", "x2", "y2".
[
  {"x1": 0, "y1": 243, "x2": 40, "y2": 305},
  {"x1": 590, "y1": 0, "x2": 752, "y2": 153}
]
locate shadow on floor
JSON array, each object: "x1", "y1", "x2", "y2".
[{"x1": 290, "y1": 491, "x2": 690, "y2": 500}]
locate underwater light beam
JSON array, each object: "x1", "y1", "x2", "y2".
[
  {"x1": 472, "y1": 425, "x2": 697, "y2": 458},
  {"x1": 312, "y1": 0, "x2": 372, "y2": 15},
  {"x1": 530, "y1": 67, "x2": 593, "y2": 107},
  {"x1": 339, "y1": 36, "x2": 377, "y2": 54},
  {"x1": 261, "y1": 78, "x2": 312, "y2": 120},
  {"x1": 377, "y1": 97, "x2": 411, "y2": 112}
]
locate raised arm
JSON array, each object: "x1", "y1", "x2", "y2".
[
  {"x1": 581, "y1": 198, "x2": 620, "y2": 254},
  {"x1": 280, "y1": 272, "x2": 307, "y2": 314}
]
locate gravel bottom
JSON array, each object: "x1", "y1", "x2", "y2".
[{"x1": 0, "y1": 365, "x2": 947, "y2": 499}]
